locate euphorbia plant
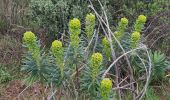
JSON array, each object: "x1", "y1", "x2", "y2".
[
  {"x1": 22, "y1": 31, "x2": 53, "y2": 98},
  {"x1": 100, "y1": 78, "x2": 112, "y2": 100},
  {"x1": 51, "y1": 40, "x2": 64, "y2": 77},
  {"x1": 20, "y1": 13, "x2": 151, "y2": 99},
  {"x1": 85, "y1": 13, "x2": 96, "y2": 41}
]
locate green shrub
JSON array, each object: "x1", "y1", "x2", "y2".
[
  {"x1": 145, "y1": 87, "x2": 160, "y2": 100},
  {"x1": 28, "y1": 0, "x2": 168, "y2": 35},
  {"x1": 21, "y1": 14, "x2": 152, "y2": 99},
  {"x1": 28, "y1": 0, "x2": 89, "y2": 36}
]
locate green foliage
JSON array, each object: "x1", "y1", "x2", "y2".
[
  {"x1": 0, "y1": 67, "x2": 12, "y2": 84},
  {"x1": 28, "y1": 0, "x2": 89, "y2": 36},
  {"x1": 0, "y1": 19, "x2": 7, "y2": 29},
  {"x1": 27, "y1": 0, "x2": 168, "y2": 39},
  {"x1": 150, "y1": 51, "x2": 167, "y2": 82},
  {"x1": 145, "y1": 87, "x2": 160, "y2": 100},
  {"x1": 51, "y1": 40, "x2": 64, "y2": 77},
  {"x1": 122, "y1": 0, "x2": 169, "y2": 20},
  {"x1": 20, "y1": 13, "x2": 161, "y2": 99}
]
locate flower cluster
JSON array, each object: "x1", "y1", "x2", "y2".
[
  {"x1": 114, "y1": 31, "x2": 121, "y2": 40},
  {"x1": 69, "y1": 18, "x2": 81, "y2": 49},
  {"x1": 121, "y1": 17, "x2": 128, "y2": 25},
  {"x1": 85, "y1": 13, "x2": 96, "y2": 40},
  {"x1": 100, "y1": 78, "x2": 112, "y2": 100},
  {"x1": 51, "y1": 40, "x2": 64, "y2": 77},
  {"x1": 116, "y1": 17, "x2": 129, "y2": 41},
  {"x1": 69, "y1": 18, "x2": 81, "y2": 30},
  {"x1": 138, "y1": 15, "x2": 147, "y2": 23},
  {"x1": 51, "y1": 40, "x2": 62, "y2": 55},
  {"x1": 134, "y1": 15, "x2": 147, "y2": 32},
  {"x1": 91, "y1": 52, "x2": 103, "y2": 65},
  {"x1": 130, "y1": 31, "x2": 141, "y2": 48},
  {"x1": 86, "y1": 13, "x2": 95, "y2": 23},
  {"x1": 23, "y1": 31, "x2": 37, "y2": 44},
  {"x1": 102, "y1": 37, "x2": 110, "y2": 47},
  {"x1": 90, "y1": 52, "x2": 103, "y2": 80},
  {"x1": 23, "y1": 31, "x2": 40, "y2": 65},
  {"x1": 102, "y1": 37, "x2": 111, "y2": 60}
]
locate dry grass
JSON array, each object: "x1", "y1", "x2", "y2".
[{"x1": 0, "y1": 34, "x2": 22, "y2": 64}]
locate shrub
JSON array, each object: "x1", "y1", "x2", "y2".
[{"x1": 21, "y1": 14, "x2": 152, "y2": 99}]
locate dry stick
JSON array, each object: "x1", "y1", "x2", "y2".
[
  {"x1": 106, "y1": 73, "x2": 129, "y2": 85},
  {"x1": 103, "y1": 45, "x2": 152, "y2": 100},
  {"x1": 112, "y1": 82, "x2": 136, "y2": 90},
  {"x1": 89, "y1": 0, "x2": 136, "y2": 99},
  {"x1": 104, "y1": 45, "x2": 151, "y2": 100},
  {"x1": 109, "y1": 32, "x2": 136, "y2": 100},
  {"x1": 118, "y1": 76, "x2": 129, "y2": 86},
  {"x1": 98, "y1": 1, "x2": 123, "y2": 99},
  {"x1": 135, "y1": 53, "x2": 148, "y2": 94},
  {"x1": 89, "y1": 1, "x2": 151, "y2": 99},
  {"x1": 136, "y1": 48, "x2": 152, "y2": 100},
  {"x1": 102, "y1": 46, "x2": 146, "y2": 78},
  {"x1": 136, "y1": 54, "x2": 148, "y2": 74},
  {"x1": 88, "y1": 1, "x2": 122, "y2": 99}
]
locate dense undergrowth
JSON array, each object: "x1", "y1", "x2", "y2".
[{"x1": 0, "y1": 0, "x2": 170, "y2": 99}]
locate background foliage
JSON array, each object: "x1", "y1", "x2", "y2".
[{"x1": 0, "y1": 0, "x2": 169, "y2": 99}]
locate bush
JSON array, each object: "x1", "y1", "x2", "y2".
[
  {"x1": 28, "y1": 0, "x2": 169, "y2": 38},
  {"x1": 20, "y1": 12, "x2": 154, "y2": 99},
  {"x1": 28, "y1": 0, "x2": 89, "y2": 37}
]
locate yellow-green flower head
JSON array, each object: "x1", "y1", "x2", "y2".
[
  {"x1": 23, "y1": 31, "x2": 36, "y2": 43},
  {"x1": 51, "y1": 40, "x2": 62, "y2": 49},
  {"x1": 86, "y1": 13, "x2": 95, "y2": 22},
  {"x1": 131, "y1": 31, "x2": 141, "y2": 42},
  {"x1": 114, "y1": 31, "x2": 121, "y2": 39},
  {"x1": 101, "y1": 78, "x2": 112, "y2": 95},
  {"x1": 91, "y1": 52, "x2": 103, "y2": 64},
  {"x1": 120, "y1": 17, "x2": 128, "y2": 25},
  {"x1": 69, "y1": 18, "x2": 81, "y2": 29},
  {"x1": 102, "y1": 37, "x2": 110, "y2": 47},
  {"x1": 138, "y1": 15, "x2": 147, "y2": 23}
]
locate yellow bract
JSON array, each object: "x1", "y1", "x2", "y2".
[
  {"x1": 91, "y1": 52, "x2": 103, "y2": 64},
  {"x1": 114, "y1": 31, "x2": 121, "y2": 40},
  {"x1": 86, "y1": 13, "x2": 95, "y2": 22},
  {"x1": 101, "y1": 78, "x2": 112, "y2": 90},
  {"x1": 100, "y1": 78, "x2": 112, "y2": 98},
  {"x1": 131, "y1": 31, "x2": 141, "y2": 42},
  {"x1": 120, "y1": 17, "x2": 128, "y2": 25},
  {"x1": 23, "y1": 31, "x2": 36, "y2": 43},
  {"x1": 69, "y1": 18, "x2": 81, "y2": 29},
  {"x1": 52, "y1": 40, "x2": 62, "y2": 49},
  {"x1": 138, "y1": 15, "x2": 147, "y2": 23},
  {"x1": 102, "y1": 37, "x2": 110, "y2": 47}
]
